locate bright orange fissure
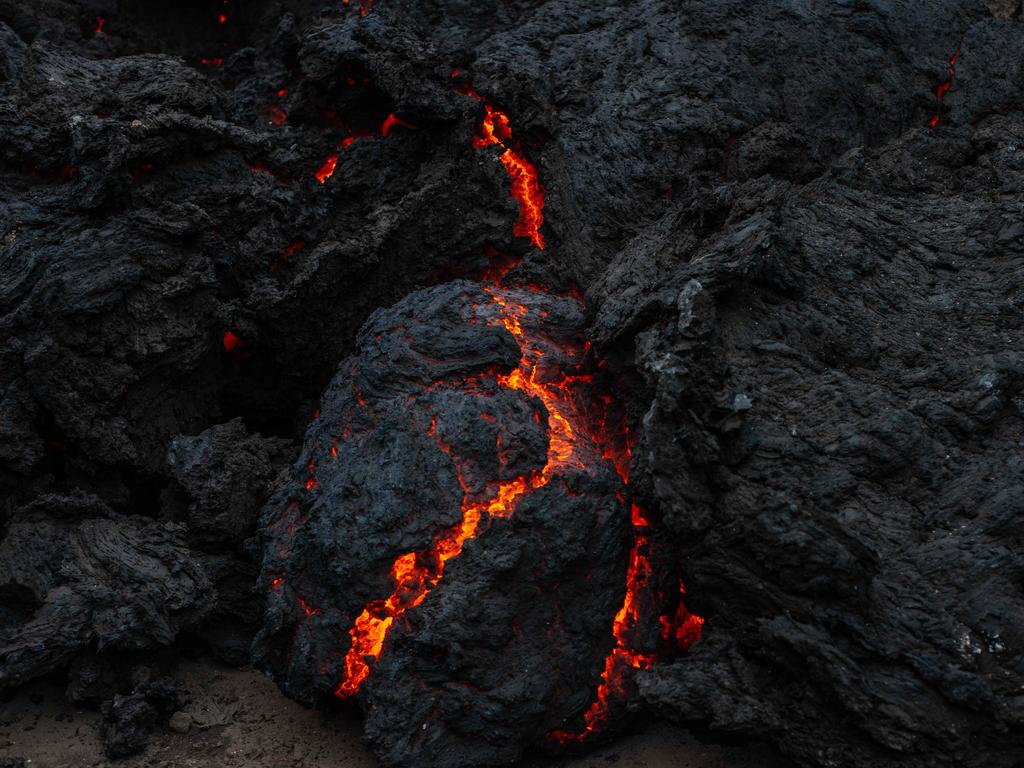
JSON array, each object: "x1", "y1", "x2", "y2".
[
  {"x1": 466, "y1": 97, "x2": 546, "y2": 250},
  {"x1": 548, "y1": 504, "x2": 704, "y2": 743},
  {"x1": 335, "y1": 279, "x2": 585, "y2": 697}
]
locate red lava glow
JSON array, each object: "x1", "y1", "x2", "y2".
[
  {"x1": 315, "y1": 154, "x2": 339, "y2": 184},
  {"x1": 268, "y1": 105, "x2": 288, "y2": 125},
  {"x1": 272, "y1": 240, "x2": 305, "y2": 272},
  {"x1": 549, "y1": 504, "x2": 703, "y2": 744},
  {"x1": 94, "y1": 16, "x2": 107, "y2": 38},
  {"x1": 312, "y1": 113, "x2": 415, "y2": 183},
  {"x1": 930, "y1": 49, "x2": 959, "y2": 128},
  {"x1": 456, "y1": 84, "x2": 546, "y2": 249},
  {"x1": 218, "y1": 13, "x2": 227, "y2": 24},
  {"x1": 359, "y1": 0, "x2": 375, "y2": 16},
  {"x1": 381, "y1": 113, "x2": 415, "y2": 136},
  {"x1": 200, "y1": 57, "x2": 223, "y2": 67},
  {"x1": 222, "y1": 330, "x2": 244, "y2": 352}
]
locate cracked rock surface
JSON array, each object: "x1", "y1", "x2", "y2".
[{"x1": 0, "y1": 1, "x2": 1022, "y2": 767}]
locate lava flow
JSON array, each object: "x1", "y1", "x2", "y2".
[
  {"x1": 454, "y1": 77, "x2": 546, "y2": 249},
  {"x1": 930, "y1": 48, "x2": 959, "y2": 128},
  {"x1": 549, "y1": 502, "x2": 704, "y2": 744}
]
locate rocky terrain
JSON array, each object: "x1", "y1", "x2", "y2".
[{"x1": 1, "y1": 0, "x2": 1022, "y2": 767}]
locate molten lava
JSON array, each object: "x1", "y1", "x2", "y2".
[
  {"x1": 315, "y1": 155, "x2": 338, "y2": 184},
  {"x1": 312, "y1": 113, "x2": 413, "y2": 183},
  {"x1": 930, "y1": 48, "x2": 959, "y2": 128},
  {"x1": 549, "y1": 502, "x2": 703, "y2": 744},
  {"x1": 222, "y1": 330, "x2": 244, "y2": 352},
  {"x1": 463, "y1": 96, "x2": 546, "y2": 250}
]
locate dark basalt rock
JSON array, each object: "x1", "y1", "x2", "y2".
[
  {"x1": 100, "y1": 670, "x2": 183, "y2": 758},
  {"x1": 167, "y1": 418, "x2": 294, "y2": 548},
  {"x1": 255, "y1": 281, "x2": 645, "y2": 767},
  {"x1": 0, "y1": 0, "x2": 1022, "y2": 767},
  {"x1": 0, "y1": 493, "x2": 212, "y2": 692}
]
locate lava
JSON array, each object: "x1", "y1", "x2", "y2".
[
  {"x1": 332, "y1": 264, "x2": 698, "y2": 707},
  {"x1": 381, "y1": 113, "x2": 415, "y2": 136},
  {"x1": 94, "y1": 16, "x2": 107, "y2": 39},
  {"x1": 315, "y1": 155, "x2": 338, "y2": 184},
  {"x1": 930, "y1": 48, "x2": 959, "y2": 128},
  {"x1": 312, "y1": 113, "x2": 414, "y2": 183},
  {"x1": 549, "y1": 504, "x2": 703, "y2": 744},
  {"x1": 222, "y1": 330, "x2": 244, "y2": 352},
  {"x1": 335, "y1": 277, "x2": 580, "y2": 697},
  {"x1": 268, "y1": 105, "x2": 287, "y2": 126},
  {"x1": 453, "y1": 80, "x2": 546, "y2": 249}
]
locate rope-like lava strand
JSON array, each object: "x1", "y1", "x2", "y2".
[{"x1": 334, "y1": 282, "x2": 589, "y2": 697}]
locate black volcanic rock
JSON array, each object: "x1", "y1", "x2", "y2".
[
  {"x1": 0, "y1": 493, "x2": 211, "y2": 691},
  {"x1": 167, "y1": 418, "x2": 294, "y2": 548},
  {"x1": 255, "y1": 280, "x2": 656, "y2": 767},
  {"x1": 0, "y1": 0, "x2": 1022, "y2": 767}
]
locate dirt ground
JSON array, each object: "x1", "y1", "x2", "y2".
[{"x1": 0, "y1": 658, "x2": 787, "y2": 768}]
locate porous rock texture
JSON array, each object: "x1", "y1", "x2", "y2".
[{"x1": 0, "y1": 0, "x2": 1022, "y2": 767}]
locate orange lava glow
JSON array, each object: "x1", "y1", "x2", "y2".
[
  {"x1": 315, "y1": 154, "x2": 338, "y2": 184},
  {"x1": 549, "y1": 503, "x2": 703, "y2": 744},
  {"x1": 470, "y1": 102, "x2": 546, "y2": 249}
]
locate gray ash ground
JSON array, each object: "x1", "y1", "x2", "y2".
[{"x1": 1, "y1": 0, "x2": 1023, "y2": 767}]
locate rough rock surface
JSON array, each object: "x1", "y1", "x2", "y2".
[
  {"x1": 255, "y1": 279, "x2": 676, "y2": 767},
  {"x1": 0, "y1": 1, "x2": 1022, "y2": 767},
  {"x1": 0, "y1": 493, "x2": 211, "y2": 691}
]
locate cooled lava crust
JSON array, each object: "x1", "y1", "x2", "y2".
[{"x1": 255, "y1": 276, "x2": 698, "y2": 767}]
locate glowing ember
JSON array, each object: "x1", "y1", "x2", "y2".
[
  {"x1": 94, "y1": 16, "x2": 107, "y2": 38},
  {"x1": 222, "y1": 330, "x2": 244, "y2": 352},
  {"x1": 380, "y1": 113, "x2": 415, "y2": 136},
  {"x1": 315, "y1": 154, "x2": 338, "y2": 184},
  {"x1": 930, "y1": 48, "x2": 959, "y2": 128},
  {"x1": 199, "y1": 57, "x2": 223, "y2": 67},
  {"x1": 268, "y1": 105, "x2": 288, "y2": 126}
]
